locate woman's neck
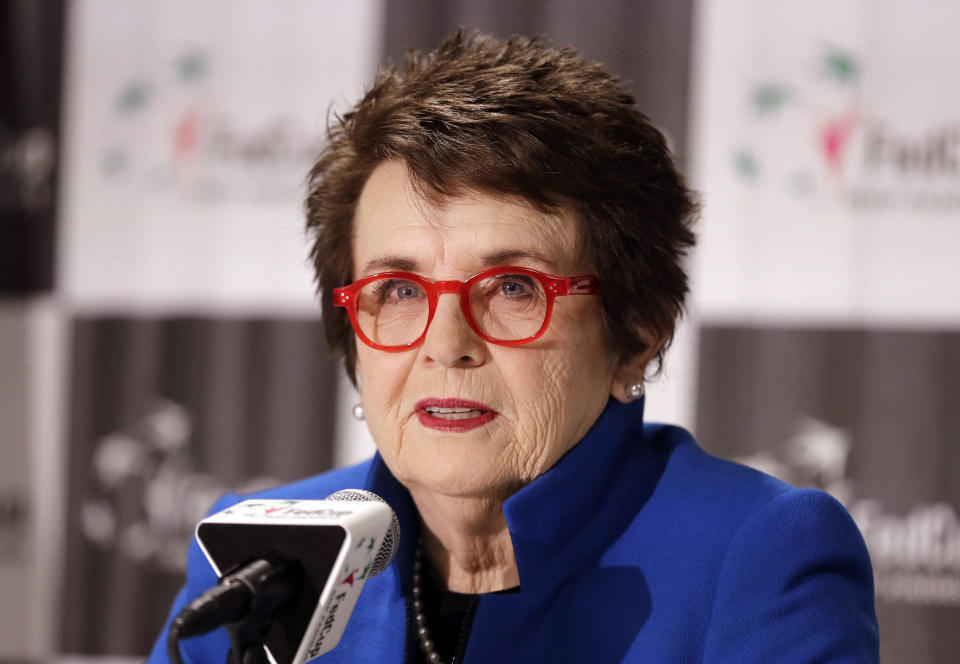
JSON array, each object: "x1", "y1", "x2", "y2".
[{"x1": 409, "y1": 488, "x2": 520, "y2": 594}]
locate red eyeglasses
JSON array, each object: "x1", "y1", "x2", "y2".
[{"x1": 333, "y1": 266, "x2": 600, "y2": 352}]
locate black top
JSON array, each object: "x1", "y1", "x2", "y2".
[{"x1": 413, "y1": 567, "x2": 519, "y2": 664}]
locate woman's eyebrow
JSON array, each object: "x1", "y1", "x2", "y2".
[
  {"x1": 360, "y1": 256, "x2": 419, "y2": 274},
  {"x1": 480, "y1": 249, "x2": 551, "y2": 267},
  {"x1": 362, "y1": 250, "x2": 552, "y2": 275}
]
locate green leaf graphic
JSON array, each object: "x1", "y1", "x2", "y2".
[
  {"x1": 823, "y1": 48, "x2": 859, "y2": 85},
  {"x1": 733, "y1": 148, "x2": 759, "y2": 180},
  {"x1": 752, "y1": 83, "x2": 791, "y2": 114},
  {"x1": 117, "y1": 81, "x2": 149, "y2": 112},
  {"x1": 101, "y1": 148, "x2": 127, "y2": 175},
  {"x1": 176, "y1": 50, "x2": 208, "y2": 84}
]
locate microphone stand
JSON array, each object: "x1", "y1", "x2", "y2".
[
  {"x1": 225, "y1": 617, "x2": 273, "y2": 664},
  {"x1": 223, "y1": 561, "x2": 306, "y2": 664}
]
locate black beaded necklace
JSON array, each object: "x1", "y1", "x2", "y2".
[{"x1": 412, "y1": 538, "x2": 474, "y2": 663}]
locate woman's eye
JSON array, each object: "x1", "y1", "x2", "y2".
[
  {"x1": 372, "y1": 279, "x2": 423, "y2": 304},
  {"x1": 384, "y1": 280, "x2": 422, "y2": 301},
  {"x1": 501, "y1": 281, "x2": 526, "y2": 296},
  {"x1": 489, "y1": 274, "x2": 538, "y2": 299}
]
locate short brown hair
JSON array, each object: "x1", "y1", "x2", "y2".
[{"x1": 305, "y1": 30, "x2": 698, "y2": 385}]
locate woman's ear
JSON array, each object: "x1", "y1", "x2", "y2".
[{"x1": 609, "y1": 330, "x2": 666, "y2": 404}]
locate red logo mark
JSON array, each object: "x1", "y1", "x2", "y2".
[
  {"x1": 340, "y1": 568, "x2": 359, "y2": 587},
  {"x1": 819, "y1": 110, "x2": 860, "y2": 175}
]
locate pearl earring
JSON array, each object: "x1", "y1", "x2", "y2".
[
  {"x1": 626, "y1": 382, "x2": 644, "y2": 400},
  {"x1": 352, "y1": 403, "x2": 365, "y2": 420}
]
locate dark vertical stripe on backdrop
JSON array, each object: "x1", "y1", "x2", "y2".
[{"x1": 0, "y1": 0, "x2": 64, "y2": 294}]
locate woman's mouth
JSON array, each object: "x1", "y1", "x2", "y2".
[
  {"x1": 424, "y1": 406, "x2": 485, "y2": 420},
  {"x1": 415, "y1": 399, "x2": 497, "y2": 432}
]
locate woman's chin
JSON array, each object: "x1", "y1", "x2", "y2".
[{"x1": 397, "y1": 453, "x2": 522, "y2": 501}]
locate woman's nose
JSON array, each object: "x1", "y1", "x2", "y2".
[{"x1": 420, "y1": 293, "x2": 485, "y2": 368}]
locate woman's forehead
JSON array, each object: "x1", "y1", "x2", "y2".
[{"x1": 352, "y1": 161, "x2": 580, "y2": 275}]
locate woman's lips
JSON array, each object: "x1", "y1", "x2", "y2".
[{"x1": 415, "y1": 398, "x2": 498, "y2": 432}]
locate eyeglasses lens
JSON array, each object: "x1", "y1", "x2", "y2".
[
  {"x1": 357, "y1": 278, "x2": 430, "y2": 347},
  {"x1": 468, "y1": 272, "x2": 547, "y2": 341}
]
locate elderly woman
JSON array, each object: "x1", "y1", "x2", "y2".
[{"x1": 150, "y1": 31, "x2": 878, "y2": 663}]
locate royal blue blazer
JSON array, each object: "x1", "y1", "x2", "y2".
[{"x1": 148, "y1": 398, "x2": 879, "y2": 663}]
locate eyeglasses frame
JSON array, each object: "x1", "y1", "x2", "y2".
[{"x1": 333, "y1": 266, "x2": 600, "y2": 352}]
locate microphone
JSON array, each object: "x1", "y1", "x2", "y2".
[{"x1": 168, "y1": 490, "x2": 400, "y2": 664}]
